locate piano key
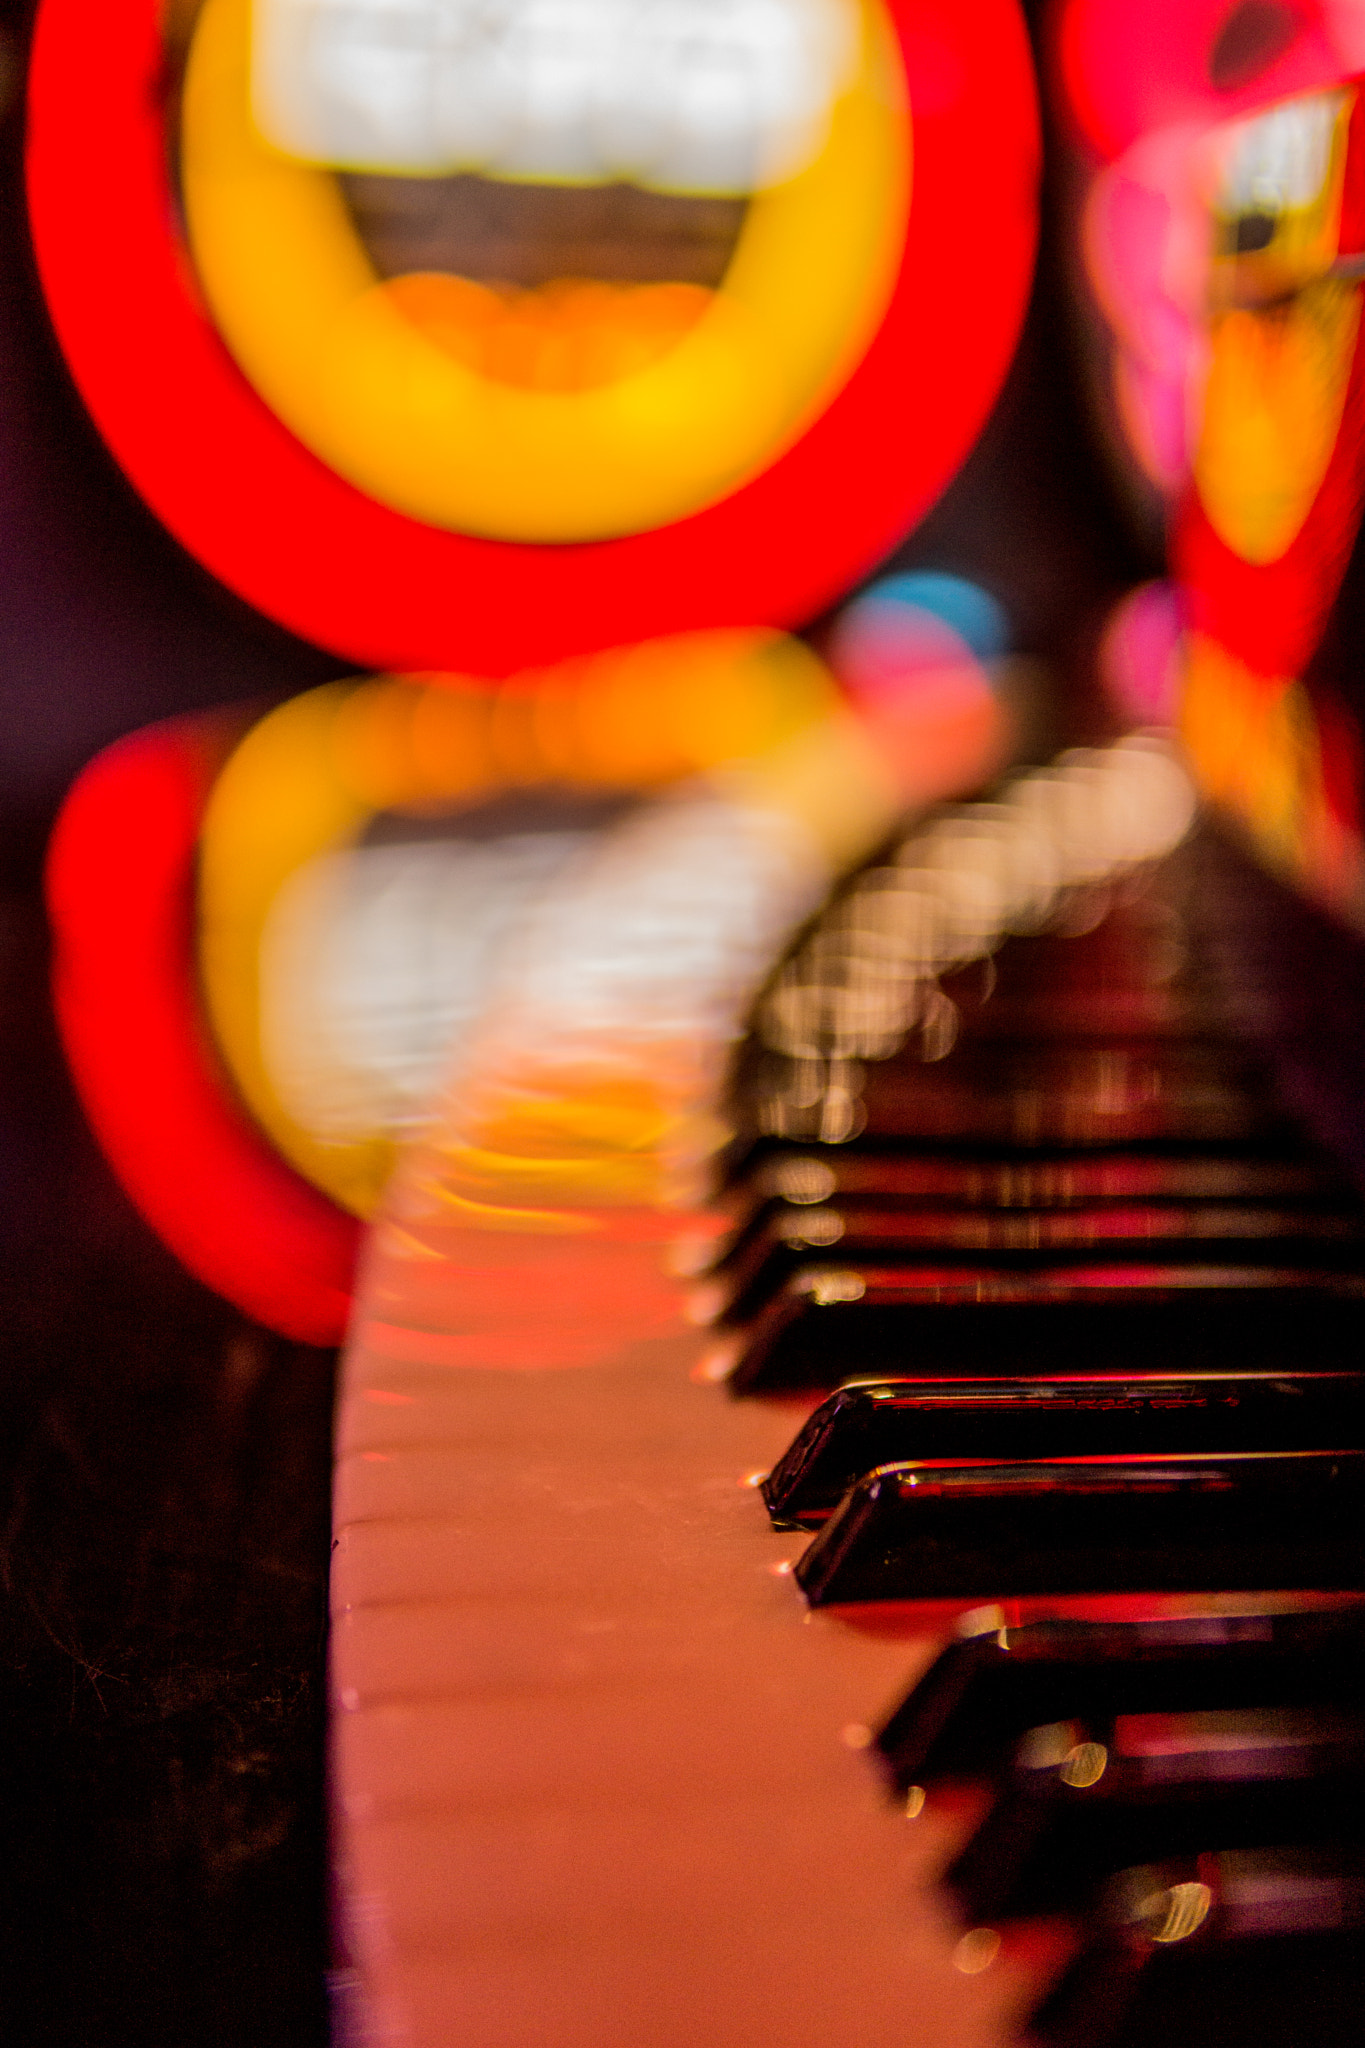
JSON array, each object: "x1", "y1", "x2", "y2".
[
  {"x1": 942, "y1": 1704, "x2": 1365, "y2": 1922},
  {"x1": 714, "y1": 1200, "x2": 1365, "y2": 1325},
  {"x1": 737, "y1": 906, "x2": 1208, "y2": 1069},
  {"x1": 330, "y1": 1314, "x2": 1007, "y2": 2048},
  {"x1": 327, "y1": 819, "x2": 1365, "y2": 2046},
  {"x1": 793, "y1": 1451, "x2": 1365, "y2": 1607},
  {"x1": 727, "y1": 1263, "x2": 1365, "y2": 1393},
  {"x1": 858, "y1": 1041, "x2": 1289, "y2": 1146},
  {"x1": 334, "y1": 1681, "x2": 914, "y2": 1818},
  {"x1": 875, "y1": 1606, "x2": 1365, "y2": 1794},
  {"x1": 1032, "y1": 1845, "x2": 1365, "y2": 2048},
  {"x1": 722, "y1": 1146, "x2": 1350, "y2": 1236},
  {"x1": 733, "y1": 1039, "x2": 1295, "y2": 1152},
  {"x1": 762, "y1": 1373, "x2": 1365, "y2": 1528}
]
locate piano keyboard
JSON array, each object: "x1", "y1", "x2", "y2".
[{"x1": 329, "y1": 826, "x2": 1365, "y2": 2048}]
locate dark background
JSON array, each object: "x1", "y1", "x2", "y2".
[{"x1": 3, "y1": 2, "x2": 1365, "y2": 2043}]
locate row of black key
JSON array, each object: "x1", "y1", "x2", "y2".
[
  {"x1": 874, "y1": 1608, "x2": 1365, "y2": 2046},
  {"x1": 725, "y1": 865, "x2": 1365, "y2": 2038},
  {"x1": 706, "y1": 1139, "x2": 1365, "y2": 1392}
]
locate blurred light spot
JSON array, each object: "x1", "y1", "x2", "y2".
[
  {"x1": 1100, "y1": 579, "x2": 1183, "y2": 725},
  {"x1": 691, "y1": 1342, "x2": 740, "y2": 1383},
  {"x1": 666, "y1": 1228, "x2": 725, "y2": 1276},
  {"x1": 1144, "y1": 1880, "x2": 1214, "y2": 1943},
  {"x1": 1018, "y1": 1721, "x2": 1080, "y2": 1769},
  {"x1": 847, "y1": 571, "x2": 1009, "y2": 661},
  {"x1": 685, "y1": 1282, "x2": 725, "y2": 1325},
  {"x1": 803, "y1": 1269, "x2": 867, "y2": 1305},
  {"x1": 1059, "y1": 1741, "x2": 1109, "y2": 1788},
  {"x1": 826, "y1": 575, "x2": 1009, "y2": 808},
  {"x1": 955, "y1": 1603, "x2": 1007, "y2": 1637},
  {"x1": 758, "y1": 734, "x2": 1197, "y2": 1132},
  {"x1": 778, "y1": 1206, "x2": 844, "y2": 1245},
  {"x1": 952, "y1": 1928, "x2": 1001, "y2": 1974},
  {"x1": 770, "y1": 1156, "x2": 837, "y2": 1203}
]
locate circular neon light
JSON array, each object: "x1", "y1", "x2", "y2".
[
  {"x1": 196, "y1": 635, "x2": 839, "y2": 1217},
  {"x1": 183, "y1": 0, "x2": 908, "y2": 544},
  {"x1": 26, "y1": 0, "x2": 1039, "y2": 672},
  {"x1": 45, "y1": 717, "x2": 361, "y2": 1346}
]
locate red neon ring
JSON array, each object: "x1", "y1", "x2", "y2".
[
  {"x1": 46, "y1": 716, "x2": 362, "y2": 1346},
  {"x1": 26, "y1": 0, "x2": 1039, "y2": 676}
]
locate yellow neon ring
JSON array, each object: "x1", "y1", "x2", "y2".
[
  {"x1": 197, "y1": 637, "x2": 840, "y2": 1215},
  {"x1": 181, "y1": 0, "x2": 910, "y2": 543}
]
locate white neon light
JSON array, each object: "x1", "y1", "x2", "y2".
[{"x1": 251, "y1": 0, "x2": 859, "y2": 195}]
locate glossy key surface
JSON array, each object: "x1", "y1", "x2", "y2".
[
  {"x1": 795, "y1": 1452, "x2": 1365, "y2": 1606},
  {"x1": 714, "y1": 1200, "x2": 1365, "y2": 1325},
  {"x1": 722, "y1": 1148, "x2": 1349, "y2": 1238},
  {"x1": 875, "y1": 1607, "x2": 1365, "y2": 1792},
  {"x1": 728, "y1": 1268, "x2": 1365, "y2": 1393},
  {"x1": 762, "y1": 1374, "x2": 1365, "y2": 1528},
  {"x1": 943, "y1": 1705, "x2": 1365, "y2": 1920},
  {"x1": 1033, "y1": 1845, "x2": 1365, "y2": 2048}
]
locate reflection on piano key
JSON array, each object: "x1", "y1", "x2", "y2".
[
  {"x1": 794, "y1": 1452, "x2": 1365, "y2": 1606},
  {"x1": 762, "y1": 1374, "x2": 1365, "y2": 1528},
  {"x1": 943, "y1": 1703, "x2": 1365, "y2": 1922},
  {"x1": 1033, "y1": 1844, "x2": 1365, "y2": 2048},
  {"x1": 721, "y1": 1145, "x2": 1351, "y2": 1232},
  {"x1": 754, "y1": 735, "x2": 1196, "y2": 1109},
  {"x1": 728, "y1": 1263, "x2": 1365, "y2": 1393},
  {"x1": 717, "y1": 807, "x2": 1365, "y2": 1390},
  {"x1": 714, "y1": 1196, "x2": 1365, "y2": 1328},
  {"x1": 875, "y1": 1607, "x2": 1365, "y2": 1796}
]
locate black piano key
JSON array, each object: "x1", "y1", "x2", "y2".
[
  {"x1": 1032, "y1": 1846, "x2": 1365, "y2": 2048},
  {"x1": 761, "y1": 1374, "x2": 1365, "y2": 1529},
  {"x1": 858, "y1": 1044, "x2": 1284, "y2": 1147},
  {"x1": 727, "y1": 1264, "x2": 1365, "y2": 1394},
  {"x1": 876, "y1": 1608, "x2": 1365, "y2": 1794},
  {"x1": 733, "y1": 1038, "x2": 1295, "y2": 1154},
  {"x1": 719, "y1": 1147, "x2": 1351, "y2": 1238},
  {"x1": 942, "y1": 1706, "x2": 1365, "y2": 1923},
  {"x1": 793, "y1": 1451, "x2": 1365, "y2": 1607},
  {"x1": 714, "y1": 1200, "x2": 1365, "y2": 1326}
]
